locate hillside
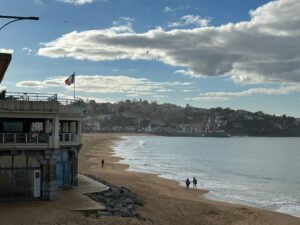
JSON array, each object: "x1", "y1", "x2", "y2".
[{"x1": 81, "y1": 99, "x2": 300, "y2": 137}]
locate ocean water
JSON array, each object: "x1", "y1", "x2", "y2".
[{"x1": 113, "y1": 136, "x2": 300, "y2": 218}]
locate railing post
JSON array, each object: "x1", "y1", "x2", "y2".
[
  {"x1": 25, "y1": 133, "x2": 28, "y2": 144},
  {"x1": 14, "y1": 133, "x2": 16, "y2": 143}
]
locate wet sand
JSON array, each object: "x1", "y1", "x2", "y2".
[{"x1": 78, "y1": 133, "x2": 300, "y2": 225}]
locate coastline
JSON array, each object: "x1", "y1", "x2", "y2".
[{"x1": 79, "y1": 133, "x2": 300, "y2": 225}]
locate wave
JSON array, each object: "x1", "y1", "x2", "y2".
[{"x1": 112, "y1": 135, "x2": 300, "y2": 218}]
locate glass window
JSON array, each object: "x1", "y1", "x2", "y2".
[
  {"x1": 3, "y1": 122, "x2": 23, "y2": 133},
  {"x1": 0, "y1": 156, "x2": 12, "y2": 168},
  {"x1": 14, "y1": 155, "x2": 26, "y2": 168},
  {"x1": 28, "y1": 156, "x2": 40, "y2": 167},
  {"x1": 31, "y1": 122, "x2": 43, "y2": 132},
  {"x1": 70, "y1": 122, "x2": 76, "y2": 133},
  {"x1": 61, "y1": 122, "x2": 69, "y2": 133}
]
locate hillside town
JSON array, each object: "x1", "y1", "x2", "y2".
[{"x1": 82, "y1": 99, "x2": 300, "y2": 137}]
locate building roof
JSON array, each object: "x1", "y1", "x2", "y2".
[{"x1": 0, "y1": 53, "x2": 12, "y2": 83}]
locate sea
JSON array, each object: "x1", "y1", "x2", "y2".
[{"x1": 113, "y1": 135, "x2": 300, "y2": 218}]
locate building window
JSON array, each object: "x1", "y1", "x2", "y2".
[
  {"x1": 3, "y1": 122, "x2": 23, "y2": 133},
  {"x1": 30, "y1": 122, "x2": 44, "y2": 132},
  {"x1": 0, "y1": 155, "x2": 40, "y2": 199}
]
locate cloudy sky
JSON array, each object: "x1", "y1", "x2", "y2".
[{"x1": 1, "y1": 0, "x2": 300, "y2": 116}]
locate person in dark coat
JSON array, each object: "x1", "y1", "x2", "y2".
[
  {"x1": 185, "y1": 178, "x2": 190, "y2": 189},
  {"x1": 101, "y1": 159, "x2": 104, "y2": 168},
  {"x1": 193, "y1": 177, "x2": 197, "y2": 189}
]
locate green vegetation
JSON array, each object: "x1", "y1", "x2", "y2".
[{"x1": 82, "y1": 99, "x2": 300, "y2": 137}]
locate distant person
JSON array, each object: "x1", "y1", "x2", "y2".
[
  {"x1": 193, "y1": 177, "x2": 197, "y2": 189},
  {"x1": 185, "y1": 178, "x2": 190, "y2": 189},
  {"x1": 101, "y1": 159, "x2": 104, "y2": 168}
]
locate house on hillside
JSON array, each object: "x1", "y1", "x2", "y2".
[{"x1": 0, "y1": 53, "x2": 84, "y2": 200}]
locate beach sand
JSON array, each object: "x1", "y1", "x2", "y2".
[
  {"x1": 78, "y1": 133, "x2": 300, "y2": 225},
  {"x1": 0, "y1": 132, "x2": 299, "y2": 225}
]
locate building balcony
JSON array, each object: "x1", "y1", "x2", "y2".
[
  {"x1": 0, "y1": 92, "x2": 85, "y2": 116},
  {"x1": 59, "y1": 133, "x2": 80, "y2": 146},
  {"x1": 0, "y1": 132, "x2": 81, "y2": 149},
  {"x1": 0, "y1": 133, "x2": 49, "y2": 144}
]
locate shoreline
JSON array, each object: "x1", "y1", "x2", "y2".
[
  {"x1": 78, "y1": 133, "x2": 300, "y2": 225},
  {"x1": 112, "y1": 134, "x2": 300, "y2": 219}
]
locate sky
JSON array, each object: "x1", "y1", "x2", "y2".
[{"x1": 1, "y1": 0, "x2": 300, "y2": 117}]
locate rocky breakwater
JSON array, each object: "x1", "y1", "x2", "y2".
[{"x1": 84, "y1": 174, "x2": 145, "y2": 219}]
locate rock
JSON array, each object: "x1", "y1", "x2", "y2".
[
  {"x1": 134, "y1": 197, "x2": 145, "y2": 206},
  {"x1": 123, "y1": 197, "x2": 134, "y2": 205},
  {"x1": 120, "y1": 187, "x2": 130, "y2": 194},
  {"x1": 118, "y1": 207, "x2": 132, "y2": 217},
  {"x1": 83, "y1": 174, "x2": 145, "y2": 219}
]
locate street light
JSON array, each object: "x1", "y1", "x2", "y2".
[{"x1": 0, "y1": 15, "x2": 39, "y2": 31}]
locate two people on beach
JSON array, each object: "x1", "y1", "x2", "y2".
[{"x1": 186, "y1": 177, "x2": 197, "y2": 189}]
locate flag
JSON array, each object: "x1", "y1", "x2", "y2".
[{"x1": 65, "y1": 73, "x2": 75, "y2": 85}]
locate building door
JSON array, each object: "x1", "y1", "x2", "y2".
[
  {"x1": 56, "y1": 163, "x2": 63, "y2": 188},
  {"x1": 33, "y1": 170, "x2": 41, "y2": 198},
  {"x1": 56, "y1": 150, "x2": 72, "y2": 189}
]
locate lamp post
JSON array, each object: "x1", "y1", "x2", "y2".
[{"x1": 0, "y1": 15, "x2": 39, "y2": 31}]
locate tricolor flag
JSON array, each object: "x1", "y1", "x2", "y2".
[{"x1": 65, "y1": 73, "x2": 75, "y2": 85}]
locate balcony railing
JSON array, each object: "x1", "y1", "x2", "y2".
[
  {"x1": 1, "y1": 92, "x2": 83, "y2": 106},
  {"x1": 0, "y1": 133, "x2": 49, "y2": 144},
  {"x1": 59, "y1": 133, "x2": 77, "y2": 142}
]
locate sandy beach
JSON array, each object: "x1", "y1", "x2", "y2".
[
  {"x1": 78, "y1": 133, "x2": 300, "y2": 225},
  {"x1": 1, "y1": 132, "x2": 300, "y2": 225}
]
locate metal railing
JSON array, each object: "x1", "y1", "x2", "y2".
[
  {"x1": 0, "y1": 133, "x2": 49, "y2": 144},
  {"x1": 59, "y1": 133, "x2": 76, "y2": 142},
  {"x1": 3, "y1": 92, "x2": 57, "y2": 102},
  {"x1": 1, "y1": 92, "x2": 81, "y2": 106}
]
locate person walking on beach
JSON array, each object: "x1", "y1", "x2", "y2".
[
  {"x1": 193, "y1": 177, "x2": 197, "y2": 189},
  {"x1": 186, "y1": 178, "x2": 190, "y2": 189},
  {"x1": 101, "y1": 159, "x2": 104, "y2": 168}
]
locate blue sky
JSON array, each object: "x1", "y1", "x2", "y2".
[{"x1": 1, "y1": 0, "x2": 300, "y2": 117}]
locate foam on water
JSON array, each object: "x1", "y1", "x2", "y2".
[{"x1": 113, "y1": 135, "x2": 300, "y2": 218}]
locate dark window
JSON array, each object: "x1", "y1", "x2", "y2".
[{"x1": 3, "y1": 122, "x2": 23, "y2": 133}]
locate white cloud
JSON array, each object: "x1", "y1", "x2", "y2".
[
  {"x1": 112, "y1": 17, "x2": 134, "y2": 29},
  {"x1": 34, "y1": 0, "x2": 44, "y2": 5},
  {"x1": 0, "y1": 48, "x2": 14, "y2": 54},
  {"x1": 168, "y1": 15, "x2": 211, "y2": 28},
  {"x1": 58, "y1": 0, "x2": 97, "y2": 5},
  {"x1": 16, "y1": 75, "x2": 193, "y2": 96},
  {"x1": 186, "y1": 84, "x2": 300, "y2": 101},
  {"x1": 38, "y1": 0, "x2": 300, "y2": 85},
  {"x1": 22, "y1": 47, "x2": 32, "y2": 55},
  {"x1": 164, "y1": 6, "x2": 175, "y2": 13},
  {"x1": 57, "y1": 93, "x2": 110, "y2": 103},
  {"x1": 163, "y1": 5, "x2": 190, "y2": 13}
]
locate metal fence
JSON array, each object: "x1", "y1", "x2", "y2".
[
  {"x1": 1, "y1": 92, "x2": 80, "y2": 106},
  {"x1": 0, "y1": 133, "x2": 49, "y2": 144}
]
